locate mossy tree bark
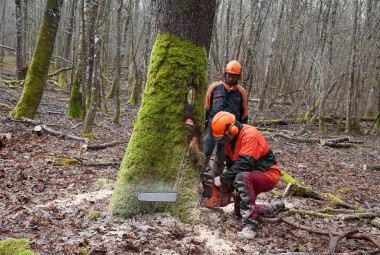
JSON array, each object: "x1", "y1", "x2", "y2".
[
  {"x1": 112, "y1": 0, "x2": 123, "y2": 124},
  {"x1": 11, "y1": 0, "x2": 64, "y2": 119},
  {"x1": 109, "y1": 0, "x2": 216, "y2": 222},
  {"x1": 67, "y1": 49, "x2": 83, "y2": 119},
  {"x1": 57, "y1": 0, "x2": 76, "y2": 89}
]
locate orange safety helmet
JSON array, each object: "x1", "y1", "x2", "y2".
[
  {"x1": 225, "y1": 60, "x2": 242, "y2": 74},
  {"x1": 211, "y1": 111, "x2": 239, "y2": 139},
  {"x1": 222, "y1": 60, "x2": 242, "y2": 80}
]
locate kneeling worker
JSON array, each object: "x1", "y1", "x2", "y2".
[{"x1": 211, "y1": 111, "x2": 284, "y2": 240}]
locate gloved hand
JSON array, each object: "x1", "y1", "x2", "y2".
[
  {"x1": 214, "y1": 176, "x2": 221, "y2": 187},
  {"x1": 241, "y1": 116, "x2": 248, "y2": 124}
]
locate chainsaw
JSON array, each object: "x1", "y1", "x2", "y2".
[
  {"x1": 200, "y1": 172, "x2": 235, "y2": 208},
  {"x1": 137, "y1": 172, "x2": 235, "y2": 208}
]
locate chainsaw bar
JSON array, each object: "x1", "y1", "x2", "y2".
[{"x1": 137, "y1": 192, "x2": 177, "y2": 202}]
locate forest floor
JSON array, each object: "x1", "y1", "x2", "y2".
[{"x1": 1, "y1": 62, "x2": 380, "y2": 254}]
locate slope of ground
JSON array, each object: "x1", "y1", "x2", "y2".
[{"x1": 1, "y1": 70, "x2": 379, "y2": 254}]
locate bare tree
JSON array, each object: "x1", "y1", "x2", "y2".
[
  {"x1": 345, "y1": 0, "x2": 359, "y2": 132},
  {"x1": 112, "y1": 0, "x2": 123, "y2": 124},
  {"x1": 15, "y1": 0, "x2": 24, "y2": 80},
  {"x1": 258, "y1": 1, "x2": 285, "y2": 111}
]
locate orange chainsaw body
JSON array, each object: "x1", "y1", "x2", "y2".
[{"x1": 202, "y1": 173, "x2": 235, "y2": 208}]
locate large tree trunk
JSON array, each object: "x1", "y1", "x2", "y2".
[
  {"x1": 11, "y1": 0, "x2": 64, "y2": 119},
  {"x1": 109, "y1": 0, "x2": 216, "y2": 222}
]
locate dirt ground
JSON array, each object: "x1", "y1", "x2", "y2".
[{"x1": 1, "y1": 67, "x2": 380, "y2": 254}]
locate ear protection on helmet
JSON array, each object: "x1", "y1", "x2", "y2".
[{"x1": 225, "y1": 123, "x2": 239, "y2": 136}]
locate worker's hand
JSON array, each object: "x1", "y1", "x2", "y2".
[{"x1": 214, "y1": 176, "x2": 221, "y2": 187}]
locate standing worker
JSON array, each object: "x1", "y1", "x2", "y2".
[
  {"x1": 204, "y1": 60, "x2": 249, "y2": 177},
  {"x1": 211, "y1": 111, "x2": 284, "y2": 240}
]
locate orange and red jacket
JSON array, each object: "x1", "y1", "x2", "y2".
[
  {"x1": 220, "y1": 124, "x2": 280, "y2": 184},
  {"x1": 205, "y1": 81, "x2": 248, "y2": 123}
]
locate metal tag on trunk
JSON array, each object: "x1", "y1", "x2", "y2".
[{"x1": 137, "y1": 192, "x2": 177, "y2": 202}]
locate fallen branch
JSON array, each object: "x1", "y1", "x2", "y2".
[
  {"x1": 81, "y1": 161, "x2": 121, "y2": 167},
  {"x1": 275, "y1": 133, "x2": 358, "y2": 148},
  {"x1": 287, "y1": 208, "x2": 379, "y2": 221},
  {"x1": 37, "y1": 110, "x2": 66, "y2": 115},
  {"x1": 274, "y1": 133, "x2": 320, "y2": 143},
  {"x1": 284, "y1": 183, "x2": 324, "y2": 200},
  {"x1": 47, "y1": 155, "x2": 120, "y2": 167},
  {"x1": 253, "y1": 119, "x2": 294, "y2": 127},
  {"x1": 0, "y1": 44, "x2": 16, "y2": 51},
  {"x1": 35, "y1": 124, "x2": 89, "y2": 142},
  {"x1": 82, "y1": 141, "x2": 127, "y2": 151},
  {"x1": 47, "y1": 66, "x2": 72, "y2": 77},
  {"x1": 341, "y1": 212, "x2": 379, "y2": 221},
  {"x1": 318, "y1": 207, "x2": 377, "y2": 215},
  {"x1": 1, "y1": 67, "x2": 71, "y2": 85},
  {"x1": 18, "y1": 117, "x2": 88, "y2": 143},
  {"x1": 334, "y1": 202, "x2": 358, "y2": 210},
  {"x1": 319, "y1": 141, "x2": 354, "y2": 148},
  {"x1": 270, "y1": 217, "x2": 380, "y2": 250},
  {"x1": 1, "y1": 79, "x2": 20, "y2": 85},
  {"x1": 278, "y1": 250, "x2": 380, "y2": 255},
  {"x1": 319, "y1": 136, "x2": 350, "y2": 144},
  {"x1": 326, "y1": 230, "x2": 358, "y2": 253},
  {"x1": 363, "y1": 164, "x2": 380, "y2": 171}
]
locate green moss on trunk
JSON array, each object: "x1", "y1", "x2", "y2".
[
  {"x1": 67, "y1": 60, "x2": 83, "y2": 118},
  {"x1": 11, "y1": 0, "x2": 63, "y2": 119},
  {"x1": 57, "y1": 71, "x2": 67, "y2": 87},
  {"x1": 109, "y1": 33, "x2": 207, "y2": 222}
]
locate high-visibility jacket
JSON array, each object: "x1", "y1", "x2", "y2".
[
  {"x1": 205, "y1": 81, "x2": 248, "y2": 123},
  {"x1": 220, "y1": 124, "x2": 280, "y2": 184}
]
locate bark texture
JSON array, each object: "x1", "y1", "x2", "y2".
[
  {"x1": 109, "y1": 33, "x2": 209, "y2": 222},
  {"x1": 110, "y1": 0, "x2": 215, "y2": 222}
]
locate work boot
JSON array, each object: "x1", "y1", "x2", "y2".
[
  {"x1": 268, "y1": 200, "x2": 285, "y2": 213},
  {"x1": 236, "y1": 221, "x2": 258, "y2": 240},
  {"x1": 234, "y1": 199, "x2": 241, "y2": 218},
  {"x1": 256, "y1": 201, "x2": 285, "y2": 217}
]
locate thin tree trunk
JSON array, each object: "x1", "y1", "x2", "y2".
[
  {"x1": 0, "y1": 0, "x2": 6, "y2": 60},
  {"x1": 223, "y1": 0, "x2": 231, "y2": 66},
  {"x1": 58, "y1": 0, "x2": 76, "y2": 89},
  {"x1": 112, "y1": 0, "x2": 123, "y2": 124},
  {"x1": 22, "y1": 0, "x2": 28, "y2": 64},
  {"x1": 345, "y1": 0, "x2": 359, "y2": 132},
  {"x1": 82, "y1": 1, "x2": 99, "y2": 136},
  {"x1": 11, "y1": 0, "x2": 64, "y2": 119},
  {"x1": 258, "y1": 1, "x2": 285, "y2": 111},
  {"x1": 15, "y1": 0, "x2": 24, "y2": 80},
  {"x1": 245, "y1": 0, "x2": 271, "y2": 97},
  {"x1": 99, "y1": 0, "x2": 112, "y2": 112}
]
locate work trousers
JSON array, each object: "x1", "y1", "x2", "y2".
[{"x1": 233, "y1": 170, "x2": 278, "y2": 226}]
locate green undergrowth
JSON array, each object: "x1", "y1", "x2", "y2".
[{"x1": 0, "y1": 238, "x2": 35, "y2": 255}]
